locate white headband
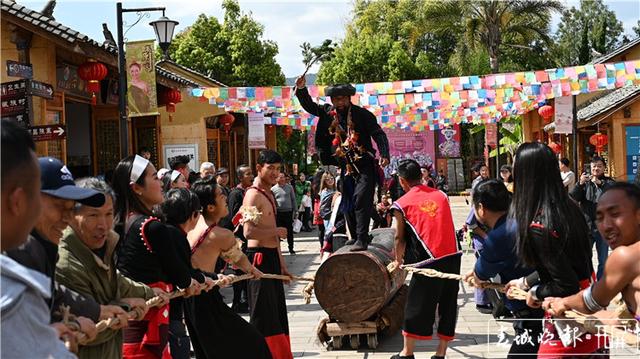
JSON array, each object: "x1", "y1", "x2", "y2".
[
  {"x1": 170, "y1": 170, "x2": 181, "y2": 182},
  {"x1": 130, "y1": 155, "x2": 150, "y2": 183}
]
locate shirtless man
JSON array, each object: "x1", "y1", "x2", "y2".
[
  {"x1": 186, "y1": 176, "x2": 271, "y2": 358},
  {"x1": 243, "y1": 150, "x2": 293, "y2": 359},
  {"x1": 543, "y1": 182, "x2": 640, "y2": 325}
]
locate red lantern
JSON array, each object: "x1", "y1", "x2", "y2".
[
  {"x1": 77, "y1": 59, "x2": 108, "y2": 105},
  {"x1": 219, "y1": 113, "x2": 235, "y2": 134},
  {"x1": 589, "y1": 132, "x2": 608, "y2": 155},
  {"x1": 538, "y1": 105, "x2": 554, "y2": 123},
  {"x1": 162, "y1": 88, "x2": 182, "y2": 112},
  {"x1": 548, "y1": 141, "x2": 562, "y2": 155},
  {"x1": 283, "y1": 126, "x2": 293, "y2": 139}
]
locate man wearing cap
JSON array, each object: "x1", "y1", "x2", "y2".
[
  {"x1": 216, "y1": 167, "x2": 231, "y2": 199},
  {"x1": 1, "y1": 120, "x2": 78, "y2": 358},
  {"x1": 295, "y1": 76, "x2": 390, "y2": 251},
  {"x1": 6, "y1": 157, "x2": 128, "y2": 325}
]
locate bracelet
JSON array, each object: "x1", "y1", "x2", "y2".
[{"x1": 582, "y1": 286, "x2": 606, "y2": 312}]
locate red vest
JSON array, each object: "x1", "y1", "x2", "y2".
[{"x1": 392, "y1": 185, "x2": 459, "y2": 260}]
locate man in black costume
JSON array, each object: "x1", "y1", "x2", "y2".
[{"x1": 295, "y1": 76, "x2": 389, "y2": 251}]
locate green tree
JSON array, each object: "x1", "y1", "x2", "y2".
[
  {"x1": 421, "y1": 0, "x2": 562, "y2": 74},
  {"x1": 167, "y1": 0, "x2": 285, "y2": 86},
  {"x1": 555, "y1": 0, "x2": 624, "y2": 66},
  {"x1": 316, "y1": 0, "x2": 459, "y2": 84},
  {"x1": 632, "y1": 20, "x2": 640, "y2": 38}
]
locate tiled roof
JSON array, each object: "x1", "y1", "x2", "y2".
[
  {"x1": 156, "y1": 66, "x2": 200, "y2": 88},
  {"x1": 157, "y1": 59, "x2": 227, "y2": 87},
  {"x1": 1, "y1": 0, "x2": 117, "y2": 55},
  {"x1": 591, "y1": 37, "x2": 640, "y2": 64},
  {"x1": 3, "y1": 1, "x2": 201, "y2": 88},
  {"x1": 577, "y1": 85, "x2": 640, "y2": 121}
]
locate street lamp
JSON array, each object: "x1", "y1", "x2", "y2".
[
  {"x1": 149, "y1": 16, "x2": 179, "y2": 58},
  {"x1": 116, "y1": 3, "x2": 179, "y2": 158}
]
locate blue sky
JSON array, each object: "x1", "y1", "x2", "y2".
[{"x1": 20, "y1": 0, "x2": 640, "y2": 78}]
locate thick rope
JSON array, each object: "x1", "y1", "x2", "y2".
[
  {"x1": 390, "y1": 265, "x2": 639, "y2": 346},
  {"x1": 74, "y1": 273, "x2": 314, "y2": 343}
]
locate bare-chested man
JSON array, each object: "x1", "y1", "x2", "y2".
[
  {"x1": 243, "y1": 150, "x2": 293, "y2": 359},
  {"x1": 186, "y1": 176, "x2": 271, "y2": 359},
  {"x1": 543, "y1": 182, "x2": 640, "y2": 326}
]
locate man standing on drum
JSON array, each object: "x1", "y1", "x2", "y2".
[
  {"x1": 389, "y1": 159, "x2": 462, "y2": 359},
  {"x1": 296, "y1": 76, "x2": 389, "y2": 251}
]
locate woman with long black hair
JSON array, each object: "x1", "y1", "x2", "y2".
[
  {"x1": 506, "y1": 142, "x2": 607, "y2": 357},
  {"x1": 112, "y1": 155, "x2": 202, "y2": 358}
]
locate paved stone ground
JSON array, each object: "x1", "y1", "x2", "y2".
[{"x1": 221, "y1": 197, "x2": 639, "y2": 358}]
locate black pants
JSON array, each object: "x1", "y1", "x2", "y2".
[
  {"x1": 168, "y1": 319, "x2": 190, "y2": 359},
  {"x1": 507, "y1": 309, "x2": 545, "y2": 358},
  {"x1": 403, "y1": 255, "x2": 461, "y2": 340},
  {"x1": 344, "y1": 161, "x2": 376, "y2": 244},
  {"x1": 276, "y1": 210, "x2": 294, "y2": 251}
]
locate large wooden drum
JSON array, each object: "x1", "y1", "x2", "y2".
[{"x1": 314, "y1": 228, "x2": 406, "y2": 323}]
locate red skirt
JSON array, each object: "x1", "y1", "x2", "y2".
[{"x1": 123, "y1": 282, "x2": 173, "y2": 359}]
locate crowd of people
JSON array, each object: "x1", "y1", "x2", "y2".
[{"x1": 2, "y1": 111, "x2": 640, "y2": 359}]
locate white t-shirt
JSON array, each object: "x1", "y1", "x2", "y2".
[{"x1": 561, "y1": 170, "x2": 576, "y2": 192}]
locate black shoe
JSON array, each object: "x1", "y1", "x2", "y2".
[
  {"x1": 390, "y1": 354, "x2": 415, "y2": 359},
  {"x1": 289, "y1": 250, "x2": 296, "y2": 255},
  {"x1": 476, "y1": 303, "x2": 493, "y2": 314},
  {"x1": 344, "y1": 238, "x2": 357, "y2": 246},
  {"x1": 349, "y1": 240, "x2": 368, "y2": 251},
  {"x1": 431, "y1": 356, "x2": 445, "y2": 359}
]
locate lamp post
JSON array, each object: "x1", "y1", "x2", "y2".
[{"x1": 116, "y1": 2, "x2": 178, "y2": 158}]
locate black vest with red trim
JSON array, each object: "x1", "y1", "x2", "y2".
[
  {"x1": 392, "y1": 185, "x2": 460, "y2": 264},
  {"x1": 116, "y1": 214, "x2": 167, "y2": 284}
]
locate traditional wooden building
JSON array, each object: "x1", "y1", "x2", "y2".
[
  {"x1": 1, "y1": 0, "x2": 237, "y2": 178},
  {"x1": 522, "y1": 37, "x2": 640, "y2": 181}
]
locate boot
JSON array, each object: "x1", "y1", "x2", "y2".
[{"x1": 349, "y1": 239, "x2": 368, "y2": 251}]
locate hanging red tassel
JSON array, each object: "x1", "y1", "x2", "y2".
[{"x1": 91, "y1": 93, "x2": 97, "y2": 106}]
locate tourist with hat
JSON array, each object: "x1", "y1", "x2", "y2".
[
  {"x1": 1, "y1": 120, "x2": 80, "y2": 358},
  {"x1": 216, "y1": 167, "x2": 231, "y2": 199},
  {"x1": 5, "y1": 157, "x2": 126, "y2": 328},
  {"x1": 295, "y1": 76, "x2": 390, "y2": 251}
]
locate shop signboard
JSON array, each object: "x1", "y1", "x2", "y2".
[
  {"x1": 164, "y1": 144, "x2": 199, "y2": 171},
  {"x1": 626, "y1": 125, "x2": 640, "y2": 182},
  {"x1": 248, "y1": 112, "x2": 266, "y2": 149},
  {"x1": 6, "y1": 60, "x2": 33, "y2": 79},
  {"x1": 29, "y1": 124, "x2": 66, "y2": 141},
  {"x1": 554, "y1": 96, "x2": 573, "y2": 134}
]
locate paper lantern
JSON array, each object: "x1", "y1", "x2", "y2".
[
  {"x1": 283, "y1": 126, "x2": 293, "y2": 139},
  {"x1": 538, "y1": 105, "x2": 554, "y2": 123},
  {"x1": 77, "y1": 59, "x2": 108, "y2": 105},
  {"x1": 548, "y1": 141, "x2": 562, "y2": 155},
  {"x1": 589, "y1": 132, "x2": 608, "y2": 155},
  {"x1": 220, "y1": 113, "x2": 235, "y2": 133},
  {"x1": 162, "y1": 88, "x2": 182, "y2": 112}
]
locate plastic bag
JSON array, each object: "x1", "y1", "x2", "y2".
[{"x1": 293, "y1": 219, "x2": 303, "y2": 233}]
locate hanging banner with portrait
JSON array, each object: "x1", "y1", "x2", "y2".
[
  {"x1": 437, "y1": 125, "x2": 461, "y2": 158},
  {"x1": 125, "y1": 39, "x2": 158, "y2": 117}
]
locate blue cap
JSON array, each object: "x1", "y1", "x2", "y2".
[{"x1": 39, "y1": 157, "x2": 105, "y2": 207}]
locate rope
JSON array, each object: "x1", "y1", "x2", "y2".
[
  {"x1": 390, "y1": 265, "x2": 640, "y2": 346},
  {"x1": 74, "y1": 273, "x2": 314, "y2": 343}
]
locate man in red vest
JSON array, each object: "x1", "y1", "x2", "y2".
[{"x1": 390, "y1": 159, "x2": 462, "y2": 359}]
